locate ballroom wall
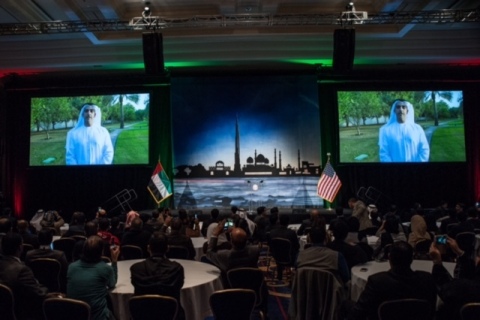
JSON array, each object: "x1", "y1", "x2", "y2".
[{"x1": 1, "y1": 65, "x2": 479, "y2": 221}]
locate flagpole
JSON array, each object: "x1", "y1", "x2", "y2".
[{"x1": 325, "y1": 152, "x2": 332, "y2": 210}]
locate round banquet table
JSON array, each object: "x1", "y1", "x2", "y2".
[
  {"x1": 350, "y1": 260, "x2": 455, "y2": 302},
  {"x1": 109, "y1": 259, "x2": 223, "y2": 320}
]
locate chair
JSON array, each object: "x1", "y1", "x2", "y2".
[
  {"x1": 28, "y1": 258, "x2": 62, "y2": 292},
  {"x1": 101, "y1": 256, "x2": 112, "y2": 263},
  {"x1": 52, "y1": 237, "x2": 76, "y2": 262},
  {"x1": 227, "y1": 267, "x2": 267, "y2": 319},
  {"x1": 129, "y1": 294, "x2": 178, "y2": 320},
  {"x1": 71, "y1": 235, "x2": 87, "y2": 242},
  {"x1": 43, "y1": 297, "x2": 91, "y2": 320},
  {"x1": 120, "y1": 245, "x2": 143, "y2": 260},
  {"x1": 460, "y1": 302, "x2": 480, "y2": 320},
  {"x1": 166, "y1": 245, "x2": 190, "y2": 259},
  {"x1": 377, "y1": 299, "x2": 432, "y2": 320},
  {"x1": 0, "y1": 283, "x2": 16, "y2": 320},
  {"x1": 267, "y1": 238, "x2": 293, "y2": 281},
  {"x1": 288, "y1": 268, "x2": 345, "y2": 320},
  {"x1": 209, "y1": 289, "x2": 256, "y2": 320}
]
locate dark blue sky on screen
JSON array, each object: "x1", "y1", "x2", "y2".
[{"x1": 171, "y1": 75, "x2": 321, "y2": 170}]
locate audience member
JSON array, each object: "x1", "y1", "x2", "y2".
[
  {"x1": 0, "y1": 232, "x2": 50, "y2": 319},
  {"x1": 268, "y1": 214, "x2": 300, "y2": 280},
  {"x1": 73, "y1": 221, "x2": 99, "y2": 261},
  {"x1": 466, "y1": 205, "x2": 480, "y2": 229},
  {"x1": 109, "y1": 216, "x2": 124, "y2": 241},
  {"x1": 178, "y1": 209, "x2": 200, "y2": 238},
  {"x1": 407, "y1": 214, "x2": 432, "y2": 248},
  {"x1": 206, "y1": 221, "x2": 260, "y2": 278},
  {"x1": 16, "y1": 219, "x2": 40, "y2": 249},
  {"x1": 125, "y1": 210, "x2": 140, "y2": 229},
  {"x1": 373, "y1": 214, "x2": 406, "y2": 260},
  {"x1": 429, "y1": 237, "x2": 480, "y2": 320},
  {"x1": 30, "y1": 209, "x2": 45, "y2": 232},
  {"x1": 40, "y1": 210, "x2": 65, "y2": 235},
  {"x1": 167, "y1": 218, "x2": 196, "y2": 260},
  {"x1": 67, "y1": 235, "x2": 120, "y2": 320},
  {"x1": 254, "y1": 206, "x2": 270, "y2": 243},
  {"x1": 265, "y1": 207, "x2": 279, "y2": 233},
  {"x1": 130, "y1": 232, "x2": 185, "y2": 320},
  {"x1": 98, "y1": 217, "x2": 120, "y2": 246},
  {"x1": 145, "y1": 209, "x2": 163, "y2": 233},
  {"x1": 327, "y1": 219, "x2": 369, "y2": 269},
  {"x1": 201, "y1": 208, "x2": 220, "y2": 238},
  {"x1": 297, "y1": 209, "x2": 320, "y2": 236},
  {"x1": 25, "y1": 228, "x2": 69, "y2": 292},
  {"x1": 349, "y1": 241, "x2": 437, "y2": 320},
  {"x1": 63, "y1": 211, "x2": 86, "y2": 237},
  {"x1": 121, "y1": 217, "x2": 152, "y2": 257},
  {"x1": 348, "y1": 198, "x2": 373, "y2": 232}
]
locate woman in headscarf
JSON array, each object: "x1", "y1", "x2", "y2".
[{"x1": 408, "y1": 214, "x2": 432, "y2": 248}]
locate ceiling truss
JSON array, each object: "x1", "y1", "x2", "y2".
[{"x1": 0, "y1": 9, "x2": 478, "y2": 36}]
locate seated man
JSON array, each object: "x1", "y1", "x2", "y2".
[
  {"x1": 297, "y1": 209, "x2": 320, "y2": 236},
  {"x1": 166, "y1": 218, "x2": 196, "y2": 260},
  {"x1": 40, "y1": 210, "x2": 65, "y2": 235},
  {"x1": 121, "y1": 217, "x2": 152, "y2": 257},
  {"x1": 268, "y1": 214, "x2": 300, "y2": 280},
  {"x1": 67, "y1": 235, "x2": 120, "y2": 320},
  {"x1": 296, "y1": 226, "x2": 350, "y2": 285},
  {"x1": 25, "y1": 228, "x2": 69, "y2": 292},
  {"x1": 349, "y1": 240, "x2": 437, "y2": 320},
  {"x1": 0, "y1": 232, "x2": 50, "y2": 319},
  {"x1": 206, "y1": 220, "x2": 260, "y2": 277},
  {"x1": 327, "y1": 219, "x2": 369, "y2": 269},
  {"x1": 130, "y1": 232, "x2": 185, "y2": 320}
]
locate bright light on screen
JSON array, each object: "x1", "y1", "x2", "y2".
[
  {"x1": 29, "y1": 93, "x2": 150, "y2": 166},
  {"x1": 337, "y1": 90, "x2": 466, "y2": 163}
]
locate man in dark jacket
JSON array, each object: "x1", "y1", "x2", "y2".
[
  {"x1": 130, "y1": 232, "x2": 185, "y2": 320},
  {"x1": 349, "y1": 240, "x2": 437, "y2": 320}
]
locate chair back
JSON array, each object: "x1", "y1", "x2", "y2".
[
  {"x1": 227, "y1": 267, "x2": 266, "y2": 308},
  {"x1": 377, "y1": 299, "x2": 432, "y2": 320},
  {"x1": 43, "y1": 297, "x2": 91, "y2": 320},
  {"x1": 460, "y1": 302, "x2": 480, "y2": 320},
  {"x1": 21, "y1": 243, "x2": 35, "y2": 261},
  {"x1": 0, "y1": 283, "x2": 17, "y2": 320},
  {"x1": 28, "y1": 258, "x2": 62, "y2": 292},
  {"x1": 52, "y1": 237, "x2": 76, "y2": 262},
  {"x1": 166, "y1": 245, "x2": 190, "y2": 260},
  {"x1": 129, "y1": 295, "x2": 178, "y2": 320},
  {"x1": 120, "y1": 245, "x2": 143, "y2": 260},
  {"x1": 209, "y1": 289, "x2": 256, "y2": 320},
  {"x1": 71, "y1": 235, "x2": 87, "y2": 242},
  {"x1": 269, "y1": 238, "x2": 292, "y2": 265},
  {"x1": 288, "y1": 268, "x2": 345, "y2": 320}
]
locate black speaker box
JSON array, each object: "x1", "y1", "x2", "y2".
[
  {"x1": 142, "y1": 32, "x2": 164, "y2": 75},
  {"x1": 333, "y1": 29, "x2": 355, "y2": 72}
]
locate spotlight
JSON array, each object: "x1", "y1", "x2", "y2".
[
  {"x1": 345, "y1": 2, "x2": 355, "y2": 11},
  {"x1": 143, "y1": 1, "x2": 151, "y2": 17}
]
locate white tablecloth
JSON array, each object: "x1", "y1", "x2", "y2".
[
  {"x1": 191, "y1": 237, "x2": 207, "y2": 261},
  {"x1": 350, "y1": 260, "x2": 455, "y2": 302},
  {"x1": 109, "y1": 259, "x2": 223, "y2": 320}
]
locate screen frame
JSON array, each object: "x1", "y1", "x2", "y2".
[
  {"x1": 28, "y1": 88, "x2": 153, "y2": 167},
  {"x1": 334, "y1": 83, "x2": 467, "y2": 165}
]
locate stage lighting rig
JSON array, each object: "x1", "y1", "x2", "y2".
[{"x1": 339, "y1": 1, "x2": 368, "y2": 25}]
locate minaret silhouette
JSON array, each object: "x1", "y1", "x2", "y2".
[
  {"x1": 274, "y1": 148, "x2": 277, "y2": 169},
  {"x1": 234, "y1": 115, "x2": 241, "y2": 173}
]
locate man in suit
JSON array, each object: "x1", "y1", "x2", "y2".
[
  {"x1": 130, "y1": 231, "x2": 185, "y2": 320},
  {"x1": 25, "y1": 228, "x2": 69, "y2": 292},
  {"x1": 297, "y1": 209, "x2": 320, "y2": 236},
  {"x1": 121, "y1": 217, "x2": 152, "y2": 257},
  {"x1": 349, "y1": 240, "x2": 437, "y2": 320},
  {"x1": 166, "y1": 218, "x2": 196, "y2": 260},
  {"x1": 0, "y1": 232, "x2": 50, "y2": 319}
]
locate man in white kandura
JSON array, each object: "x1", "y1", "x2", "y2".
[
  {"x1": 65, "y1": 103, "x2": 114, "y2": 165},
  {"x1": 379, "y1": 99, "x2": 430, "y2": 162}
]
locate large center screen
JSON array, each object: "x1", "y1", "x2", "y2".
[
  {"x1": 29, "y1": 93, "x2": 150, "y2": 166},
  {"x1": 337, "y1": 90, "x2": 466, "y2": 163}
]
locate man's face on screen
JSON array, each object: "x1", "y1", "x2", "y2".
[
  {"x1": 395, "y1": 102, "x2": 408, "y2": 123},
  {"x1": 83, "y1": 106, "x2": 96, "y2": 126}
]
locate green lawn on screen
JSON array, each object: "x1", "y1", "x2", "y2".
[{"x1": 29, "y1": 121, "x2": 149, "y2": 166}]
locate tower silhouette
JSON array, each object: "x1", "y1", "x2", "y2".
[{"x1": 234, "y1": 115, "x2": 241, "y2": 173}]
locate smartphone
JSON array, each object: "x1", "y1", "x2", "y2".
[
  {"x1": 195, "y1": 214, "x2": 198, "y2": 219},
  {"x1": 436, "y1": 235, "x2": 447, "y2": 245},
  {"x1": 224, "y1": 218, "x2": 234, "y2": 230}
]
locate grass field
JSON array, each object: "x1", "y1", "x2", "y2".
[
  {"x1": 339, "y1": 119, "x2": 465, "y2": 163},
  {"x1": 29, "y1": 121, "x2": 149, "y2": 166}
]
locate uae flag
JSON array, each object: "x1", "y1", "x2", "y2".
[
  {"x1": 317, "y1": 162, "x2": 342, "y2": 203},
  {"x1": 147, "y1": 161, "x2": 172, "y2": 204}
]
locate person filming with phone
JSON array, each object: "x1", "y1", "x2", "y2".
[{"x1": 429, "y1": 236, "x2": 480, "y2": 320}]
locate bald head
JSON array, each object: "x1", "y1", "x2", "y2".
[
  {"x1": 310, "y1": 209, "x2": 320, "y2": 219},
  {"x1": 230, "y1": 227, "x2": 248, "y2": 250}
]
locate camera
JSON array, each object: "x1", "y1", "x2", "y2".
[
  {"x1": 435, "y1": 235, "x2": 447, "y2": 245},
  {"x1": 224, "y1": 218, "x2": 234, "y2": 230}
]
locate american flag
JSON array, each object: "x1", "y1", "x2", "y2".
[{"x1": 317, "y1": 162, "x2": 342, "y2": 202}]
